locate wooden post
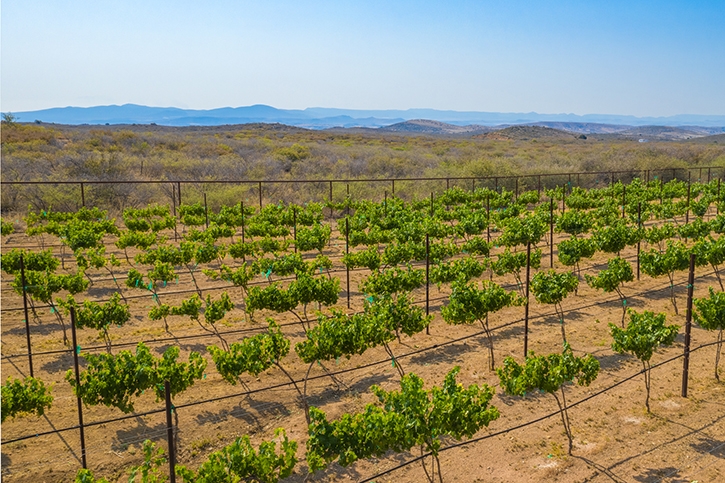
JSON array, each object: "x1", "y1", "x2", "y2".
[
  {"x1": 329, "y1": 180, "x2": 333, "y2": 219},
  {"x1": 19, "y1": 255, "x2": 34, "y2": 377},
  {"x1": 425, "y1": 234, "x2": 430, "y2": 335},
  {"x1": 70, "y1": 308, "x2": 87, "y2": 469},
  {"x1": 293, "y1": 207, "x2": 297, "y2": 253},
  {"x1": 523, "y1": 242, "x2": 531, "y2": 358},
  {"x1": 637, "y1": 202, "x2": 642, "y2": 280},
  {"x1": 622, "y1": 184, "x2": 626, "y2": 219},
  {"x1": 346, "y1": 217, "x2": 350, "y2": 309},
  {"x1": 681, "y1": 253, "x2": 696, "y2": 397},
  {"x1": 549, "y1": 197, "x2": 554, "y2": 268},
  {"x1": 392, "y1": 179, "x2": 395, "y2": 196},
  {"x1": 203, "y1": 192, "x2": 209, "y2": 229},
  {"x1": 258, "y1": 181, "x2": 263, "y2": 210},
  {"x1": 171, "y1": 183, "x2": 177, "y2": 218},
  {"x1": 537, "y1": 175, "x2": 542, "y2": 194},
  {"x1": 177, "y1": 182, "x2": 182, "y2": 206},
  {"x1": 486, "y1": 194, "x2": 491, "y2": 243},
  {"x1": 241, "y1": 201, "x2": 246, "y2": 245},
  {"x1": 80, "y1": 183, "x2": 85, "y2": 208},
  {"x1": 165, "y1": 380, "x2": 177, "y2": 483}
]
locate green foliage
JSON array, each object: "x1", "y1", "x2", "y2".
[
  {"x1": 57, "y1": 293, "x2": 130, "y2": 347},
  {"x1": 585, "y1": 257, "x2": 634, "y2": 294},
  {"x1": 556, "y1": 210, "x2": 593, "y2": 237},
  {"x1": 116, "y1": 230, "x2": 160, "y2": 250},
  {"x1": 306, "y1": 367, "x2": 499, "y2": 473},
  {"x1": 490, "y1": 248, "x2": 542, "y2": 284},
  {"x1": 497, "y1": 343, "x2": 599, "y2": 397},
  {"x1": 498, "y1": 214, "x2": 547, "y2": 247},
  {"x1": 365, "y1": 293, "x2": 431, "y2": 338},
  {"x1": 74, "y1": 469, "x2": 111, "y2": 483},
  {"x1": 639, "y1": 240, "x2": 690, "y2": 279},
  {"x1": 593, "y1": 221, "x2": 640, "y2": 254},
  {"x1": 295, "y1": 224, "x2": 331, "y2": 252},
  {"x1": 610, "y1": 310, "x2": 678, "y2": 363},
  {"x1": 678, "y1": 218, "x2": 712, "y2": 240},
  {"x1": 361, "y1": 265, "x2": 425, "y2": 295},
  {"x1": 461, "y1": 236, "x2": 491, "y2": 256},
  {"x1": 1, "y1": 376, "x2": 54, "y2": 422},
  {"x1": 65, "y1": 342, "x2": 206, "y2": 413},
  {"x1": 530, "y1": 270, "x2": 577, "y2": 305},
  {"x1": 557, "y1": 237, "x2": 597, "y2": 267},
  {"x1": 177, "y1": 429, "x2": 297, "y2": 483},
  {"x1": 343, "y1": 246, "x2": 382, "y2": 271},
  {"x1": 442, "y1": 280, "x2": 522, "y2": 326},
  {"x1": 643, "y1": 223, "x2": 676, "y2": 246},
  {"x1": 1, "y1": 248, "x2": 59, "y2": 275},
  {"x1": 430, "y1": 256, "x2": 487, "y2": 286},
  {"x1": 295, "y1": 309, "x2": 395, "y2": 364},
  {"x1": 1, "y1": 218, "x2": 15, "y2": 236},
  {"x1": 209, "y1": 321, "x2": 290, "y2": 383},
  {"x1": 694, "y1": 287, "x2": 725, "y2": 332}
]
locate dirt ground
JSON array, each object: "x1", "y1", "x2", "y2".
[{"x1": 1, "y1": 217, "x2": 724, "y2": 483}]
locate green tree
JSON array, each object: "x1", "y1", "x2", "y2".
[
  {"x1": 610, "y1": 310, "x2": 678, "y2": 412},
  {"x1": 693, "y1": 288, "x2": 725, "y2": 380},
  {"x1": 497, "y1": 343, "x2": 599, "y2": 454}
]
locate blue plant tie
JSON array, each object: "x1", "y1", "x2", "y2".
[{"x1": 76, "y1": 345, "x2": 81, "y2": 355}]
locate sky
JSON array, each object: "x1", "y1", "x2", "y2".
[{"x1": 2, "y1": 0, "x2": 724, "y2": 117}]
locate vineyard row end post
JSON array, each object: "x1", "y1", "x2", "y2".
[
  {"x1": 345, "y1": 217, "x2": 350, "y2": 310},
  {"x1": 425, "y1": 233, "x2": 430, "y2": 335},
  {"x1": 681, "y1": 253, "x2": 696, "y2": 398},
  {"x1": 19, "y1": 254, "x2": 34, "y2": 377},
  {"x1": 549, "y1": 197, "x2": 554, "y2": 268},
  {"x1": 523, "y1": 241, "x2": 531, "y2": 358},
  {"x1": 70, "y1": 307, "x2": 88, "y2": 469},
  {"x1": 80, "y1": 182, "x2": 85, "y2": 208},
  {"x1": 165, "y1": 380, "x2": 177, "y2": 483}
]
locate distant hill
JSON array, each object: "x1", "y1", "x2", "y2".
[
  {"x1": 593, "y1": 126, "x2": 706, "y2": 141},
  {"x1": 379, "y1": 119, "x2": 494, "y2": 135},
  {"x1": 475, "y1": 125, "x2": 578, "y2": 141},
  {"x1": 8, "y1": 104, "x2": 725, "y2": 129}
]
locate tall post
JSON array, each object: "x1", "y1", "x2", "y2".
[
  {"x1": 19, "y1": 255, "x2": 34, "y2": 377},
  {"x1": 384, "y1": 191, "x2": 387, "y2": 216},
  {"x1": 495, "y1": 177, "x2": 498, "y2": 193},
  {"x1": 80, "y1": 183, "x2": 85, "y2": 208},
  {"x1": 561, "y1": 185, "x2": 566, "y2": 215},
  {"x1": 70, "y1": 308, "x2": 87, "y2": 469},
  {"x1": 240, "y1": 201, "x2": 245, "y2": 244},
  {"x1": 293, "y1": 207, "x2": 297, "y2": 254},
  {"x1": 681, "y1": 253, "x2": 696, "y2": 397},
  {"x1": 446, "y1": 178, "x2": 450, "y2": 191},
  {"x1": 346, "y1": 183, "x2": 350, "y2": 217},
  {"x1": 523, "y1": 242, "x2": 531, "y2": 358},
  {"x1": 164, "y1": 380, "x2": 177, "y2": 483},
  {"x1": 549, "y1": 197, "x2": 554, "y2": 268},
  {"x1": 636, "y1": 202, "x2": 642, "y2": 280},
  {"x1": 515, "y1": 177, "x2": 519, "y2": 198},
  {"x1": 486, "y1": 195, "x2": 491, "y2": 243},
  {"x1": 622, "y1": 184, "x2": 626, "y2": 219},
  {"x1": 258, "y1": 181, "x2": 263, "y2": 210},
  {"x1": 537, "y1": 175, "x2": 542, "y2": 194},
  {"x1": 685, "y1": 181, "x2": 691, "y2": 225},
  {"x1": 203, "y1": 192, "x2": 209, "y2": 229},
  {"x1": 345, "y1": 217, "x2": 350, "y2": 309},
  {"x1": 329, "y1": 180, "x2": 333, "y2": 219},
  {"x1": 171, "y1": 183, "x2": 177, "y2": 218},
  {"x1": 391, "y1": 179, "x2": 395, "y2": 196},
  {"x1": 177, "y1": 182, "x2": 182, "y2": 206},
  {"x1": 425, "y1": 233, "x2": 430, "y2": 335}
]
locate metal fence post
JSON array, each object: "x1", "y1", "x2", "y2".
[{"x1": 70, "y1": 307, "x2": 87, "y2": 469}]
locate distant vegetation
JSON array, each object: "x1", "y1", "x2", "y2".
[{"x1": 1, "y1": 120, "x2": 724, "y2": 214}]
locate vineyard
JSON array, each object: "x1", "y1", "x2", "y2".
[{"x1": 1, "y1": 171, "x2": 725, "y2": 483}]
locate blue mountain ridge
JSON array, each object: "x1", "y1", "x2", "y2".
[{"x1": 8, "y1": 104, "x2": 725, "y2": 128}]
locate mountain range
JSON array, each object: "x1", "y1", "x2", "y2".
[{"x1": 9, "y1": 104, "x2": 725, "y2": 131}]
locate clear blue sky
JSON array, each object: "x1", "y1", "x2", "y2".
[{"x1": 2, "y1": 0, "x2": 724, "y2": 116}]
